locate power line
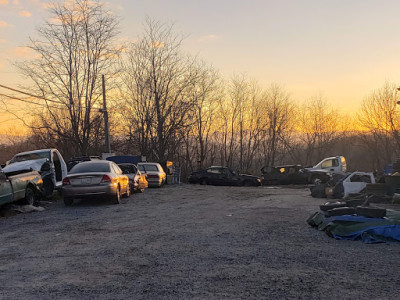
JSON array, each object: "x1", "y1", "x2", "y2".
[
  {"x1": 0, "y1": 93, "x2": 51, "y2": 107},
  {"x1": 0, "y1": 84, "x2": 60, "y2": 104}
]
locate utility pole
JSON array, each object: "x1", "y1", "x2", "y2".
[{"x1": 101, "y1": 74, "x2": 111, "y2": 153}]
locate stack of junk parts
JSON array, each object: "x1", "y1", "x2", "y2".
[{"x1": 307, "y1": 178, "x2": 400, "y2": 243}]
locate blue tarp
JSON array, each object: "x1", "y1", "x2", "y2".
[{"x1": 307, "y1": 210, "x2": 400, "y2": 243}]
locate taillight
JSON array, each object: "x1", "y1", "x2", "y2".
[
  {"x1": 62, "y1": 177, "x2": 70, "y2": 185},
  {"x1": 101, "y1": 175, "x2": 112, "y2": 183}
]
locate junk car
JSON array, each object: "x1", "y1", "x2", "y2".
[
  {"x1": 0, "y1": 166, "x2": 43, "y2": 206},
  {"x1": 4, "y1": 149, "x2": 67, "y2": 197},
  {"x1": 188, "y1": 166, "x2": 261, "y2": 186}
]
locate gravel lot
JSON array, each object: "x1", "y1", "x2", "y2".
[{"x1": 1, "y1": 184, "x2": 400, "y2": 299}]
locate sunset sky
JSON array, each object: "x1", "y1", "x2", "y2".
[{"x1": 1, "y1": 0, "x2": 400, "y2": 130}]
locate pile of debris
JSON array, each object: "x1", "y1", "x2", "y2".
[{"x1": 307, "y1": 193, "x2": 400, "y2": 243}]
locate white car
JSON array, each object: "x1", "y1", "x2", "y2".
[
  {"x1": 4, "y1": 148, "x2": 67, "y2": 197},
  {"x1": 137, "y1": 162, "x2": 166, "y2": 187}
]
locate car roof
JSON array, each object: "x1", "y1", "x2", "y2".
[
  {"x1": 75, "y1": 160, "x2": 112, "y2": 165},
  {"x1": 14, "y1": 149, "x2": 54, "y2": 156}
]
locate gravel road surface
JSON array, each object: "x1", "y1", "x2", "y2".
[{"x1": 1, "y1": 184, "x2": 400, "y2": 299}]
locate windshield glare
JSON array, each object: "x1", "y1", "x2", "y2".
[{"x1": 11, "y1": 152, "x2": 50, "y2": 163}]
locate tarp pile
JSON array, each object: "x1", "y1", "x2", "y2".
[{"x1": 307, "y1": 203, "x2": 400, "y2": 243}]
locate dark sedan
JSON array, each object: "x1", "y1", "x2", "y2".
[{"x1": 188, "y1": 166, "x2": 261, "y2": 186}]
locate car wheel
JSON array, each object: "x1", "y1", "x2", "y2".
[
  {"x1": 138, "y1": 187, "x2": 145, "y2": 193},
  {"x1": 24, "y1": 187, "x2": 36, "y2": 206},
  {"x1": 311, "y1": 176, "x2": 322, "y2": 185},
  {"x1": 200, "y1": 178, "x2": 208, "y2": 185},
  {"x1": 112, "y1": 186, "x2": 121, "y2": 204},
  {"x1": 63, "y1": 197, "x2": 73, "y2": 206},
  {"x1": 355, "y1": 206, "x2": 386, "y2": 218}
]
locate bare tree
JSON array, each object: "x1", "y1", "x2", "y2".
[
  {"x1": 15, "y1": 0, "x2": 120, "y2": 157},
  {"x1": 357, "y1": 81, "x2": 400, "y2": 167},
  {"x1": 121, "y1": 18, "x2": 203, "y2": 161},
  {"x1": 294, "y1": 95, "x2": 342, "y2": 165},
  {"x1": 184, "y1": 65, "x2": 222, "y2": 170},
  {"x1": 260, "y1": 84, "x2": 294, "y2": 167}
]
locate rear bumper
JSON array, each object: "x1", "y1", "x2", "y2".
[
  {"x1": 62, "y1": 183, "x2": 118, "y2": 198},
  {"x1": 146, "y1": 177, "x2": 164, "y2": 187}
]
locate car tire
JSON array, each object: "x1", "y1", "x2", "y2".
[
  {"x1": 63, "y1": 197, "x2": 73, "y2": 206},
  {"x1": 355, "y1": 206, "x2": 386, "y2": 218},
  {"x1": 319, "y1": 201, "x2": 347, "y2": 211},
  {"x1": 24, "y1": 187, "x2": 36, "y2": 206},
  {"x1": 112, "y1": 187, "x2": 121, "y2": 204},
  {"x1": 311, "y1": 176, "x2": 322, "y2": 185},
  {"x1": 138, "y1": 187, "x2": 145, "y2": 193},
  {"x1": 325, "y1": 207, "x2": 355, "y2": 217}
]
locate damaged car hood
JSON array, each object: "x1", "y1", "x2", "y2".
[{"x1": 3, "y1": 158, "x2": 48, "y2": 173}]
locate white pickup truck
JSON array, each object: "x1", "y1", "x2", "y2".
[{"x1": 305, "y1": 156, "x2": 347, "y2": 184}]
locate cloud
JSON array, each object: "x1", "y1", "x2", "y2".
[
  {"x1": 12, "y1": 46, "x2": 35, "y2": 58},
  {"x1": 27, "y1": 0, "x2": 49, "y2": 9},
  {"x1": 198, "y1": 35, "x2": 219, "y2": 43},
  {"x1": 0, "y1": 21, "x2": 11, "y2": 27},
  {"x1": 0, "y1": 0, "x2": 9, "y2": 5},
  {"x1": 18, "y1": 10, "x2": 32, "y2": 17},
  {"x1": 0, "y1": 39, "x2": 5, "y2": 43},
  {"x1": 0, "y1": 62, "x2": 3, "y2": 69}
]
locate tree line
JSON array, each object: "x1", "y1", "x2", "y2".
[{"x1": 1, "y1": 0, "x2": 400, "y2": 178}]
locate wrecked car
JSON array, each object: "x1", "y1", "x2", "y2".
[
  {"x1": 4, "y1": 149, "x2": 67, "y2": 197},
  {"x1": 261, "y1": 164, "x2": 331, "y2": 185},
  {"x1": 188, "y1": 166, "x2": 261, "y2": 186},
  {"x1": 118, "y1": 163, "x2": 148, "y2": 193},
  {"x1": 311, "y1": 172, "x2": 375, "y2": 199},
  {"x1": 261, "y1": 165, "x2": 308, "y2": 185},
  {"x1": 0, "y1": 165, "x2": 43, "y2": 206}
]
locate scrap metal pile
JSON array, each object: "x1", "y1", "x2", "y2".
[{"x1": 307, "y1": 188, "x2": 400, "y2": 243}]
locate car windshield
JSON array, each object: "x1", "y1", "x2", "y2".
[
  {"x1": 70, "y1": 162, "x2": 111, "y2": 173},
  {"x1": 11, "y1": 151, "x2": 50, "y2": 163},
  {"x1": 119, "y1": 164, "x2": 137, "y2": 174},
  {"x1": 139, "y1": 164, "x2": 159, "y2": 172}
]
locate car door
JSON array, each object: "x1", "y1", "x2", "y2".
[
  {"x1": 321, "y1": 158, "x2": 339, "y2": 172},
  {"x1": 205, "y1": 167, "x2": 222, "y2": 185},
  {"x1": 342, "y1": 172, "x2": 374, "y2": 198},
  {"x1": 0, "y1": 170, "x2": 13, "y2": 206}
]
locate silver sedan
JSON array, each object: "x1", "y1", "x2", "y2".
[{"x1": 62, "y1": 160, "x2": 130, "y2": 206}]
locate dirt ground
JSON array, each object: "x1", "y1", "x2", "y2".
[{"x1": 1, "y1": 184, "x2": 400, "y2": 299}]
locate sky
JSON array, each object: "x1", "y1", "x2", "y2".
[{"x1": 1, "y1": 0, "x2": 400, "y2": 130}]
